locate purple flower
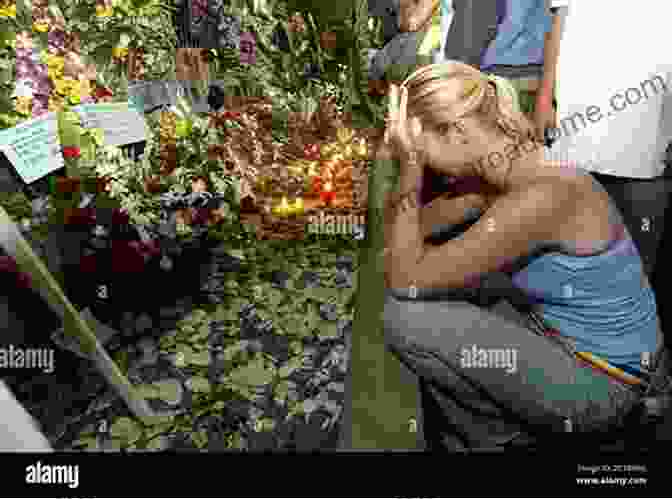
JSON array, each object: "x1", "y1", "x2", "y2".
[
  {"x1": 32, "y1": 73, "x2": 53, "y2": 97},
  {"x1": 31, "y1": 95, "x2": 49, "y2": 117},
  {"x1": 14, "y1": 47, "x2": 32, "y2": 60},
  {"x1": 48, "y1": 29, "x2": 66, "y2": 53},
  {"x1": 14, "y1": 58, "x2": 37, "y2": 79},
  {"x1": 192, "y1": 0, "x2": 207, "y2": 17}
]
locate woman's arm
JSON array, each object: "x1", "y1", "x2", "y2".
[
  {"x1": 384, "y1": 191, "x2": 488, "y2": 252},
  {"x1": 386, "y1": 179, "x2": 576, "y2": 290},
  {"x1": 398, "y1": 0, "x2": 437, "y2": 32},
  {"x1": 539, "y1": 6, "x2": 564, "y2": 102}
]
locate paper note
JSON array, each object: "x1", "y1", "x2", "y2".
[
  {"x1": 72, "y1": 102, "x2": 148, "y2": 147},
  {"x1": 0, "y1": 112, "x2": 63, "y2": 184}
]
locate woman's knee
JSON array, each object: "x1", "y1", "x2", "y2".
[{"x1": 382, "y1": 294, "x2": 483, "y2": 349}]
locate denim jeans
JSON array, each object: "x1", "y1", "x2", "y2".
[{"x1": 381, "y1": 289, "x2": 648, "y2": 451}]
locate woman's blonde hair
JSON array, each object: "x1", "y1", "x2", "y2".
[{"x1": 397, "y1": 61, "x2": 537, "y2": 152}]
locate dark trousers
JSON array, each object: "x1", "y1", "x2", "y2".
[{"x1": 383, "y1": 291, "x2": 647, "y2": 451}]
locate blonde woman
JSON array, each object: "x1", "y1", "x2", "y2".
[{"x1": 380, "y1": 61, "x2": 662, "y2": 450}]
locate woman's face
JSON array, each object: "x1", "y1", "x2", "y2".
[{"x1": 418, "y1": 114, "x2": 498, "y2": 179}]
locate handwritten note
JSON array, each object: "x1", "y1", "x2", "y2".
[
  {"x1": 72, "y1": 102, "x2": 148, "y2": 147},
  {"x1": 0, "y1": 112, "x2": 63, "y2": 184}
]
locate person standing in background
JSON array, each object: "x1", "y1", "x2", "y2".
[
  {"x1": 440, "y1": 0, "x2": 554, "y2": 123},
  {"x1": 539, "y1": 1, "x2": 672, "y2": 282},
  {"x1": 479, "y1": 0, "x2": 553, "y2": 120},
  {"x1": 368, "y1": 0, "x2": 441, "y2": 90}
]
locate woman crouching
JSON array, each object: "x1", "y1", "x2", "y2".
[{"x1": 380, "y1": 61, "x2": 662, "y2": 451}]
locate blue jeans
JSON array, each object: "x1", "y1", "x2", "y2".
[{"x1": 382, "y1": 289, "x2": 648, "y2": 450}]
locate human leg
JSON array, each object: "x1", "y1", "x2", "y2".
[{"x1": 382, "y1": 291, "x2": 641, "y2": 450}]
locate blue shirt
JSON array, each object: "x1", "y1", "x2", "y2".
[
  {"x1": 480, "y1": 0, "x2": 551, "y2": 70},
  {"x1": 511, "y1": 229, "x2": 659, "y2": 375}
]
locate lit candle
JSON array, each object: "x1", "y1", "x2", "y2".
[
  {"x1": 320, "y1": 182, "x2": 335, "y2": 206},
  {"x1": 356, "y1": 138, "x2": 368, "y2": 158},
  {"x1": 294, "y1": 197, "x2": 304, "y2": 215},
  {"x1": 274, "y1": 196, "x2": 290, "y2": 216}
]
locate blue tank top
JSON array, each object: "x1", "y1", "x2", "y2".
[
  {"x1": 510, "y1": 228, "x2": 659, "y2": 375},
  {"x1": 480, "y1": 0, "x2": 551, "y2": 70}
]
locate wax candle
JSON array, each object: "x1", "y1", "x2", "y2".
[
  {"x1": 273, "y1": 196, "x2": 290, "y2": 216},
  {"x1": 293, "y1": 197, "x2": 304, "y2": 215}
]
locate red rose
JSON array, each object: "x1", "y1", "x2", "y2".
[
  {"x1": 62, "y1": 146, "x2": 81, "y2": 159},
  {"x1": 222, "y1": 111, "x2": 241, "y2": 120},
  {"x1": 94, "y1": 86, "x2": 113, "y2": 100},
  {"x1": 303, "y1": 144, "x2": 320, "y2": 160}
]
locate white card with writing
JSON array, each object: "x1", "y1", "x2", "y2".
[
  {"x1": 73, "y1": 102, "x2": 148, "y2": 147},
  {"x1": 0, "y1": 112, "x2": 63, "y2": 184}
]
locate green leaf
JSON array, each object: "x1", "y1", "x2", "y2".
[
  {"x1": 277, "y1": 355, "x2": 304, "y2": 379},
  {"x1": 145, "y1": 435, "x2": 167, "y2": 451},
  {"x1": 151, "y1": 379, "x2": 183, "y2": 405},
  {"x1": 317, "y1": 321, "x2": 340, "y2": 340},
  {"x1": 188, "y1": 376, "x2": 211, "y2": 393},
  {"x1": 289, "y1": 340, "x2": 303, "y2": 355},
  {"x1": 303, "y1": 304, "x2": 319, "y2": 332},
  {"x1": 212, "y1": 304, "x2": 238, "y2": 322},
  {"x1": 192, "y1": 430, "x2": 209, "y2": 449},
  {"x1": 110, "y1": 417, "x2": 143, "y2": 444},
  {"x1": 228, "y1": 357, "x2": 275, "y2": 387},
  {"x1": 280, "y1": 315, "x2": 305, "y2": 337},
  {"x1": 72, "y1": 436, "x2": 99, "y2": 450},
  {"x1": 228, "y1": 248, "x2": 245, "y2": 260},
  {"x1": 185, "y1": 350, "x2": 211, "y2": 367},
  {"x1": 135, "y1": 383, "x2": 160, "y2": 399}
]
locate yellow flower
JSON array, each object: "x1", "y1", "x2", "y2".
[
  {"x1": 53, "y1": 78, "x2": 71, "y2": 96},
  {"x1": 0, "y1": 3, "x2": 16, "y2": 18},
  {"x1": 46, "y1": 55, "x2": 65, "y2": 71},
  {"x1": 112, "y1": 47, "x2": 128, "y2": 59},
  {"x1": 14, "y1": 96, "x2": 32, "y2": 116},
  {"x1": 79, "y1": 79, "x2": 92, "y2": 100},
  {"x1": 96, "y1": 5, "x2": 113, "y2": 17},
  {"x1": 48, "y1": 96, "x2": 65, "y2": 112},
  {"x1": 65, "y1": 79, "x2": 82, "y2": 104},
  {"x1": 32, "y1": 22, "x2": 50, "y2": 33}
]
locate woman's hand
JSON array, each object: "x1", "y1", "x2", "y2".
[{"x1": 385, "y1": 84, "x2": 423, "y2": 166}]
